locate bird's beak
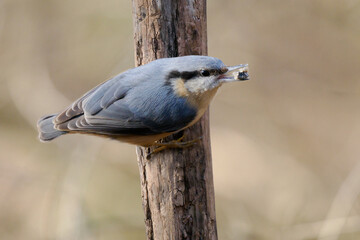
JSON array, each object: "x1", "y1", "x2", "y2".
[{"x1": 219, "y1": 64, "x2": 249, "y2": 82}]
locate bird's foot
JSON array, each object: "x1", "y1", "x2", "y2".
[{"x1": 147, "y1": 134, "x2": 202, "y2": 159}]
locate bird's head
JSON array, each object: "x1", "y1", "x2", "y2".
[{"x1": 162, "y1": 56, "x2": 249, "y2": 107}]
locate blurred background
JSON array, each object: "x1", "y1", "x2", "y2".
[{"x1": 1, "y1": 0, "x2": 360, "y2": 239}]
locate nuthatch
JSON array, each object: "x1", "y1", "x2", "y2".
[{"x1": 38, "y1": 56, "x2": 249, "y2": 147}]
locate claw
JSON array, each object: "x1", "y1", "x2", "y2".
[{"x1": 146, "y1": 134, "x2": 202, "y2": 159}]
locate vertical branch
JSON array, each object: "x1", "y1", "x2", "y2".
[{"x1": 132, "y1": 0, "x2": 217, "y2": 239}]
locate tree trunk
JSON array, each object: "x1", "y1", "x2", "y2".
[{"x1": 132, "y1": 1, "x2": 217, "y2": 239}]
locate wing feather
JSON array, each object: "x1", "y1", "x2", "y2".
[{"x1": 53, "y1": 73, "x2": 160, "y2": 136}]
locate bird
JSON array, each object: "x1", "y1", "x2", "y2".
[{"x1": 37, "y1": 55, "x2": 249, "y2": 149}]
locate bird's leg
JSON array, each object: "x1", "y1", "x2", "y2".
[{"x1": 147, "y1": 132, "x2": 202, "y2": 158}]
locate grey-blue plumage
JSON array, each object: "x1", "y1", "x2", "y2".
[
  {"x1": 38, "y1": 115, "x2": 66, "y2": 141},
  {"x1": 37, "y1": 55, "x2": 248, "y2": 146}
]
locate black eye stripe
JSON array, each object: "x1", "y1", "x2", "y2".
[
  {"x1": 166, "y1": 68, "x2": 226, "y2": 82},
  {"x1": 167, "y1": 70, "x2": 181, "y2": 79},
  {"x1": 181, "y1": 71, "x2": 199, "y2": 80}
]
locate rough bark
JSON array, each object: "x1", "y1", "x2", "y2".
[{"x1": 132, "y1": 1, "x2": 217, "y2": 239}]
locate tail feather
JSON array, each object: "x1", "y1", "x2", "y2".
[{"x1": 37, "y1": 114, "x2": 66, "y2": 141}]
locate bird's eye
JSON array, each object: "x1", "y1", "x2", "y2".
[{"x1": 200, "y1": 70, "x2": 210, "y2": 77}]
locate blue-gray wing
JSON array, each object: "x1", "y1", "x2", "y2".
[{"x1": 53, "y1": 71, "x2": 197, "y2": 136}]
